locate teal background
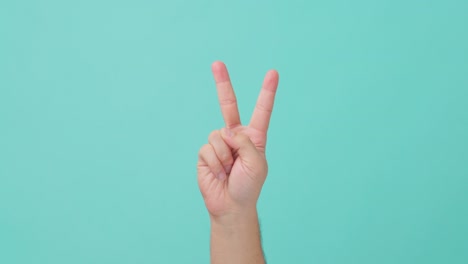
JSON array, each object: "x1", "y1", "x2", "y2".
[{"x1": 1, "y1": 0, "x2": 467, "y2": 263}]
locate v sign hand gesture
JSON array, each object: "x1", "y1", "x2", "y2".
[{"x1": 197, "y1": 61, "x2": 279, "y2": 221}]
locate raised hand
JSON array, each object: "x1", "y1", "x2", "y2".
[{"x1": 197, "y1": 61, "x2": 279, "y2": 219}]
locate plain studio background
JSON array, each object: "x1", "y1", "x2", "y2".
[{"x1": 1, "y1": 0, "x2": 467, "y2": 263}]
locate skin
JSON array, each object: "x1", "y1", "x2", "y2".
[{"x1": 197, "y1": 61, "x2": 279, "y2": 264}]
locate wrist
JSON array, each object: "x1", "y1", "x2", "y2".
[{"x1": 210, "y1": 206, "x2": 259, "y2": 229}]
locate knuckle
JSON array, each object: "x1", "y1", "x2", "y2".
[
  {"x1": 255, "y1": 102, "x2": 272, "y2": 113},
  {"x1": 208, "y1": 130, "x2": 220, "y2": 142},
  {"x1": 219, "y1": 97, "x2": 237, "y2": 106},
  {"x1": 198, "y1": 144, "x2": 211, "y2": 157}
]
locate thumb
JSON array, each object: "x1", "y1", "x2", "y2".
[{"x1": 220, "y1": 128, "x2": 259, "y2": 160}]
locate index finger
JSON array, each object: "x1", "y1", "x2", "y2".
[{"x1": 211, "y1": 61, "x2": 241, "y2": 128}]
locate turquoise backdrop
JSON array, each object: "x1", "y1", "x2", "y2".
[{"x1": 1, "y1": 0, "x2": 467, "y2": 263}]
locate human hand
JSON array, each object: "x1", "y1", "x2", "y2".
[{"x1": 197, "y1": 61, "x2": 279, "y2": 222}]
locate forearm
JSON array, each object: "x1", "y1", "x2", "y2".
[{"x1": 210, "y1": 209, "x2": 265, "y2": 264}]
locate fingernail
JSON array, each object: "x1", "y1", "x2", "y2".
[
  {"x1": 222, "y1": 127, "x2": 233, "y2": 137},
  {"x1": 224, "y1": 165, "x2": 232, "y2": 174},
  {"x1": 217, "y1": 171, "x2": 227, "y2": 181}
]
